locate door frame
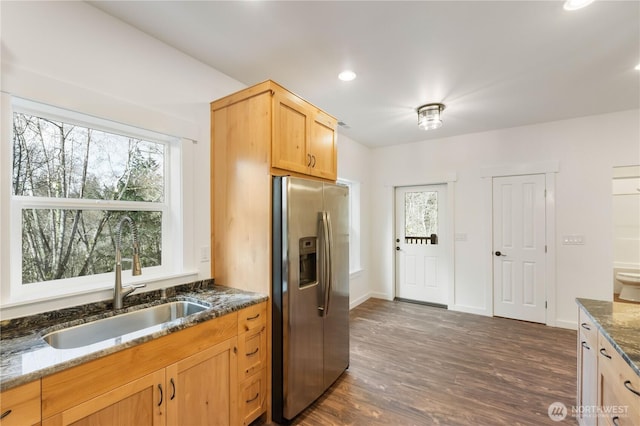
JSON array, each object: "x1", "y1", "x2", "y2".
[
  {"x1": 481, "y1": 161, "x2": 558, "y2": 326},
  {"x1": 391, "y1": 173, "x2": 457, "y2": 306}
]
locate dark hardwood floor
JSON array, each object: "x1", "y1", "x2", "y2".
[{"x1": 288, "y1": 298, "x2": 577, "y2": 426}]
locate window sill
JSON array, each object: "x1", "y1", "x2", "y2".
[
  {"x1": 0, "y1": 271, "x2": 200, "y2": 320},
  {"x1": 350, "y1": 269, "x2": 364, "y2": 279}
]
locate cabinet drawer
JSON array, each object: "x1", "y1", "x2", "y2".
[
  {"x1": 238, "y1": 370, "x2": 266, "y2": 426},
  {"x1": 238, "y1": 324, "x2": 267, "y2": 381},
  {"x1": 0, "y1": 380, "x2": 41, "y2": 426},
  {"x1": 579, "y1": 308, "x2": 597, "y2": 348},
  {"x1": 238, "y1": 302, "x2": 266, "y2": 334}
]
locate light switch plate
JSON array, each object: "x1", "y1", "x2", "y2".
[
  {"x1": 200, "y1": 246, "x2": 210, "y2": 262},
  {"x1": 562, "y1": 235, "x2": 585, "y2": 245}
]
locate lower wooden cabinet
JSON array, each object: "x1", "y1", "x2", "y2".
[
  {"x1": 237, "y1": 302, "x2": 267, "y2": 425},
  {"x1": 596, "y1": 332, "x2": 640, "y2": 426},
  {"x1": 238, "y1": 370, "x2": 267, "y2": 426},
  {"x1": 578, "y1": 305, "x2": 640, "y2": 426},
  {"x1": 35, "y1": 302, "x2": 268, "y2": 426},
  {"x1": 166, "y1": 337, "x2": 238, "y2": 426},
  {"x1": 0, "y1": 380, "x2": 41, "y2": 426},
  {"x1": 42, "y1": 370, "x2": 165, "y2": 426}
]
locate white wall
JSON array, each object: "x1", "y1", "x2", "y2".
[
  {"x1": 337, "y1": 133, "x2": 373, "y2": 308},
  {"x1": 0, "y1": 1, "x2": 244, "y2": 318},
  {"x1": 369, "y1": 109, "x2": 640, "y2": 328}
]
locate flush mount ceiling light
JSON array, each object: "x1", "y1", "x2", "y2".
[
  {"x1": 417, "y1": 103, "x2": 446, "y2": 130},
  {"x1": 563, "y1": 0, "x2": 596, "y2": 11}
]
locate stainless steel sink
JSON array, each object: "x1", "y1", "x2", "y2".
[{"x1": 43, "y1": 301, "x2": 208, "y2": 349}]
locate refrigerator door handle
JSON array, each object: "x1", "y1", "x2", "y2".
[{"x1": 323, "y1": 211, "x2": 334, "y2": 316}]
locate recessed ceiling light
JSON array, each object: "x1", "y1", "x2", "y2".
[
  {"x1": 563, "y1": 0, "x2": 596, "y2": 11},
  {"x1": 635, "y1": 63, "x2": 640, "y2": 71},
  {"x1": 338, "y1": 70, "x2": 357, "y2": 82}
]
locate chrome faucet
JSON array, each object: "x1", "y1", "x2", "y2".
[{"x1": 114, "y1": 216, "x2": 145, "y2": 309}]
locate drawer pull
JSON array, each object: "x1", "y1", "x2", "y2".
[
  {"x1": 158, "y1": 384, "x2": 163, "y2": 406},
  {"x1": 246, "y1": 392, "x2": 259, "y2": 403},
  {"x1": 624, "y1": 380, "x2": 640, "y2": 397},
  {"x1": 612, "y1": 416, "x2": 620, "y2": 426},
  {"x1": 580, "y1": 322, "x2": 591, "y2": 331},
  {"x1": 246, "y1": 313, "x2": 260, "y2": 321},
  {"x1": 0, "y1": 410, "x2": 12, "y2": 420},
  {"x1": 246, "y1": 347, "x2": 259, "y2": 357},
  {"x1": 599, "y1": 348, "x2": 612, "y2": 359},
  {"x1": 581, "y1": 341, "x2": 591, "y2": 350}
]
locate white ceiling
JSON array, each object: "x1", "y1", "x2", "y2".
[{"x1": 89, "y1": 1, "x2": 639, "y2": 147}]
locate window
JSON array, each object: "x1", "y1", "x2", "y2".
[
  {"x1": 404, "y1": 190, "x2": 438, "y2": 237},
  {"x1": 338, "y1": 179, "x2": 362, "y2": 274},
  {"x1": 8, "y1": 98, "x2": 181, "y2": 302},
  {"x1": 403, "y1": 190, "x2": 438, "y2": 245}
]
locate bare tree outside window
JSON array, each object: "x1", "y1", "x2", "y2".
[
  {"x1": 404, "y1": 191, "x2": 438, "y2": 237},
  {"x1": 12, "y1": 112, "x2": 164, "y2": 284}
]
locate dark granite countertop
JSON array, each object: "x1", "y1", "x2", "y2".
[
  {"x1": 576, "y1": 298, "x2": 640, "y2": 377},
  {"x1": 0, "y1": 280, "x2": 268, "y2": 391}
]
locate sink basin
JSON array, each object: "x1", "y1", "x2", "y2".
[{"x1": 43, "y1": 301, "x2": 208, "y2": 349}]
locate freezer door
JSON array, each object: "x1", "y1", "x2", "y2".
[
  {"x1": 322, "y1": 183, "x2": 350, "y2": 389},
  {"x1": 282, "y1": 177, "x2": 325, "y2": 419}
]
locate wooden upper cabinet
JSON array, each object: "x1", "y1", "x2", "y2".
[
  {"x1": 309, "y1": 109, "x2": 338, "y2": 180},
  {"x1": 272, "y1": 89, "x2": 311, "y2": 176},
  {"x1": 212, "y1": 80, "x2": 337, "y2": 183},
  {"x1": 271, "y1": 86, "x2": 337, "y2": 180}
]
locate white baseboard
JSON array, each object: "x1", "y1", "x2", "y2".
[
  {"x1": 449, "y1": 304, "x2": 492, "y2": 316},
  {"x1": 554, "y1": 319, "x2": 577, "y2": 330},
  {"x1": 349, "y1": 293, "x2": 370, "y2": 310},
  {"x1": 349, "y1": 291, "x2": 394, "y2": 310},
  {"x1": 370, "y1": 291, "x2": 394, "y2": 301}
]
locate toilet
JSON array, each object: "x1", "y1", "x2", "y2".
[{"x1": 616, "y1": 272, "x2": 640, "y2": 302}]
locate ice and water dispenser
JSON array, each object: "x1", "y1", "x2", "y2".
[{"x1": 299, "y1": 237, "x2": 317, "y2": 287}]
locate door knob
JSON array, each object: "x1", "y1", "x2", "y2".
[
  {"x1": 396, "y1": 247, "x2": 400, "y2": 251},
  {"x1": 495, "y1": 251, "x2": 506, "y2": 257}
]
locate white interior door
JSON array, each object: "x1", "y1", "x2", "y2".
[
  {"x1": 493, "y1": 174, "x2": 546, "y2": 323},
  {"x1": 395, "y1": 184, "x2": 448, "y2": 305}
]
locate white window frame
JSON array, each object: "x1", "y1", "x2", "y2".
[
  {"x1": 338, "y1": 178, "x2": 362, "y2": 275},
  {"x1": 4, "y1": 97, "x2": 183, "y2": 304}
]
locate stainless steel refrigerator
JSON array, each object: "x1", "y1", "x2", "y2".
[{"x1": 272, "y1": 176, "x2": 350, "y2": 423}]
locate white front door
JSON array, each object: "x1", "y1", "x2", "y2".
[
  {"x1": 493, "y1": 174, "x2": 546, "y2": 323},
  {"x1": 395, "y1": 184, "x2": 448, "y2": 305}
]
